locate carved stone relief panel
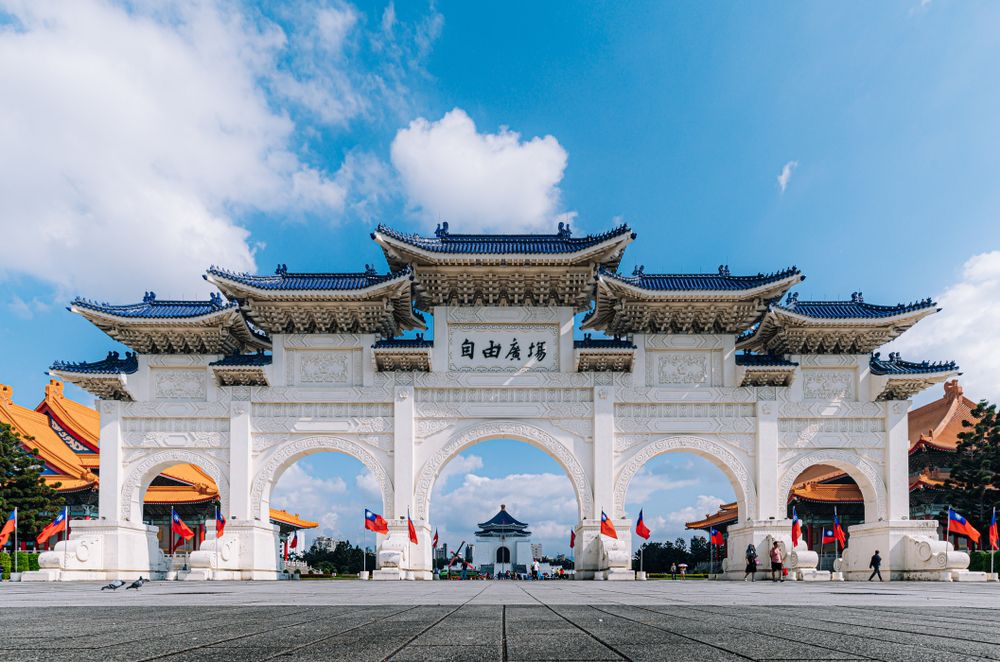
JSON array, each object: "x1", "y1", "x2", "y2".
[
  {"x1": 801, "y1": 369, "x2": 855, "y2": 401},
  {"x1": 289, "y1": 350, "x2": 354, "y2": 386},
  {"x1": 645, "y1": 351, "x2": 721, "y2": 387},
  {"x1": 152, "y1": 369, "x2": 207, "y2": 400}
]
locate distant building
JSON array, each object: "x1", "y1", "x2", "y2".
[
  {"x1": 312, "y1": 536, "x2": 338, "y2": 552},
  {"x1": 472, "y1": 504, "x2": 536, "y2": 574},
  {"x1": 531, "y1": 543, "x2": 543, "y2": 560}
]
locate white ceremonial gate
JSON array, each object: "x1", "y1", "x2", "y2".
[{"x1": 27, "y1": 223, "x2": 984, "y2": 581}]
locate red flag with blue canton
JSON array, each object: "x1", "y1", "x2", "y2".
[
  {"x1": 569, "y1": 530, "x2": 575, "y2": 549},
  {"x1": 600, "y1": 511, "x2": 618, "y2": 539},
  {"x1": 215, "y1": 507, "x2": 226, "y2": 538},
  {"x1": 791, "y1": 507, "x2": 801, "y2": 547},
  {"x1": 365, "y1": 509, "x2": 388, "y2": 534},
  {"x1": 821, "y1": 528, "x2": 836, "y2": 545},
  {"x1": 710, "y1": 528, "x2": 724, "y2": 545},
  {"x1": 171, "y1": 509, "x2": 194, "y2": 540},
  {"x1": 635, "y1": 510, "x2": 651, "y2": 540},
  {"x1": 0, "y1": 508, "x2": 15, "y2": 547},
  {"x1": 989, "y1": 508, "x2": 998, "y2": 551},
  {"x1": 948, "y1": 508, "x2": 981, "y2": 544},
  {"x1": 432, "y1": 529, "x2": 439, "y2": 547},
  {"x1": 833, "y1": 512, "x2": 846, "y2": 550},
  {"x1": 36, "y1": 508, "x2": 67, "y2": 545},
  {"x1": 407, "y1": 510, "x2": 418, "y2": 544}
]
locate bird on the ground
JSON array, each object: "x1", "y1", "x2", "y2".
[
  {"x1": 101, "y1": 580, "x2": 126, "y2": 591},
  {"x1": 126, "y1": 577, "x2": 146, "y2": 590}
]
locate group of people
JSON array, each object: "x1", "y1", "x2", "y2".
[{"x1": 743, "y1": 542, "x2": 883, "y2": 582}]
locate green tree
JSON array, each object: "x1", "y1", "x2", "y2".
[
  {"x1": 302, "y1": 538, "x2": 375, "y2": 574},
  {"x1": 942, "y1": 400, "x2": 999, "y2": 533},
  {"x1": 0, "y1": 423, "x2": 65, "y2": 545}
]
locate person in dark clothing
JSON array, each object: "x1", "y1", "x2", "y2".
[{"x1": 868, "y1": 550, "x2": 883, "y2": 581}]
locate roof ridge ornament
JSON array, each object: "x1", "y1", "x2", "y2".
[
  {"x1": 209, "y1": 292, "x2": 223, "y2": 308},
  {"x1": 275, "y1": 264, "x2": 288, "y2": 276},
  {"x1": 718, "y1": 264, "x2": 730, "y2": 277},
  {"x1": 851, "y1": 291, "x2": 864, "y2": 303},
  {"x1": 785, "y1": 291, "x2": 799, "y2": 308},
  {"x1": 632, "y1": 264, "x2": 645, "y2": 276},
  {"x1": 142, "y1": 291, "x2": 156, "y2": 303},
  {"x1": 364, "y1": 264, "x2": 377, "y2": 276},
  {"x1": 557, "y1": 221, "x2": 572, "y2": 238},
  {"x1": 434, "y1": 221, "x2": 449, "y2": 238}
]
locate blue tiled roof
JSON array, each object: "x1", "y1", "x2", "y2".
[
  {"x1": 602, "y1": 265, "x2": 803, "y2": 291},
  {"x1": 477, "y1": 506, "x2": 529, "y2": 529},
  {"x1": 735, "y1": 352, "x2": 798, "y2": 367},
  {"x1": 777, "y1": 292, "x2": 937, "y2": 319},
  {"x1": 869, "y1": 352, "x2": 958, "y2": 375},
  {"x1": 574, "y1": 334, "x2": 636, "y2": 349},
  {"x1": 206, "y1": 264, "x2": 412, "y2": 291},
  {"x1": 374, "y1": 222, "x2": 634, "y2": 255},
  {"x1": 210, "y1": 353, "x2": 272, "y2": 367},
  {"x1": 51, "y1": 351, "x2": 138, "y2": 375},
  {"x1": 373, "y1": 334, "x2": 433, "y2": 349},
  {"x1": 71, "y1": 292, "x2": 234, "y2": 319}
]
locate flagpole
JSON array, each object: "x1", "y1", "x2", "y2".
[
  {"x1": 63, "y1": 506, "x2": 69, "y2": 571},
  {"x1": 214, "y1": 505, "x2": 220, "y2": 580},
  {"x1": 945, "y1": 504, "x2": 952, "y2": 549},
  {"x1": 991, "y1": 506, "x2": 995, "y2": 577},
  {"x1": 363, "y1": 511, "x2": 367, "y2": 578},
  {"x1": 13, "y1": 507, "x2": 18, "y2": 574}
]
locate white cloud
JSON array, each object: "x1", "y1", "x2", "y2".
[
  {"x1": 777, "y1": 160, "x2": 799, "y2": 193},
  {"x1": 436, "y1": 454, "x2": 485, "y2": 488},
  {"x1": 7, "y1": 295, "x2": 50, "y2": 320},
  {"x1": 885, "y1": 250, "x2": 1000, "y2": 403},
  {"x1": 390, "y1": 108, "x2": 571, "y2": 232},
  {"x1": 625, "y1": 468, "x2": 699, "y2": 503},
  {"x1": 665, "y1": 495, "x2": 728, "y2": 529},
  {"x1": 0, "y1": 0, "x2": 439, "y2": 301}
]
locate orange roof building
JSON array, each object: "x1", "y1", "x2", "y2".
[
  {"x1": 1, "y1": 380, "x2": 316, "y2": 547},
  {"x1": 686, "y1": 379, "x2": 979, "y2": 536}
]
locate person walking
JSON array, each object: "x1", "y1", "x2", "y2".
[
  {"x1": 769, "y1": 541, "x2": 784, "y2": 582},
  {"x1": 744, "y1": 544, "x2": 758, "y2": 582},
  {"x1": 670, "y1": 562, "x2": 677, "y2": 580},
  {"x1": 868, "y1": 550, "x2": 883, "y2": 582}
]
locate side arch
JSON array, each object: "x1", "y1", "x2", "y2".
[
  {"x1": 120, "y1": 450, "x2": 229, "y2": 523},
  {"x1": 613, "y1": 436, "x2": 757, "y2": 521},
  {"x1": 778, "y1": 450, "x2": 887, "y2": 523},
  {"x1": 250, "y1": 436, "x2": 394, "y2": 521},
  {"x1": 413, "y1": 421, "x2": 593, "y2": 521}
]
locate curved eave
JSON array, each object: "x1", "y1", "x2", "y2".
[
  {"x1": 373, "y1": 229, "x2": 635, "y2": 269},
  {"x1": 205, "y1": 269, "x2": 415, "y2": 302},
  {"x1": 70, "y1": 301, "x2": 241, "y2": 326},
  {"x1": 767, "y1": 304, "x2": 939, "y2": 327},
  {"x1": 596, "y1": 270, "x2": 802, "y2": 301}
]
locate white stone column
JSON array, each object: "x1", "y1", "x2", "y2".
[
  {"x1": 754, "y1": 401, "x2": 780, "y2": 520},
  {"x1": 228, "y1": 399, "x2": 253, "y2": 521},
  {"x1": 393, "y1": 384, "x2": 415, "y2": 518},
  {"x1": 592, "y1": 384, "x2": 614, "y2": 520},
  {"x1": 98, "y1": 400, "x2": 124, "y2": 520},
  {"x1": 884, "y1": 401, "x2": 911, "y2": 521}
]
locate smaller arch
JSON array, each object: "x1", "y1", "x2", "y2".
[
  {"x1": 496, "y1": 546, "x2": 511, "y2": 564},
  {"x1": 250, "y1": 436, "x2": 394, "y2": 521},
  {"x1": 778, "y1": 450, "x2": 887, "y2": 523},
  {"x1": 413, "y1": 421, "x2": 593, "y2": 521},
  {"x1": 613, "y1": 436, "x2": 757, "y2": 521},
  {"x1": 119, "y1": 450, "x2": 229, "y2": 523}
]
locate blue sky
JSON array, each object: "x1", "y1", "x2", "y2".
[{"x1": 1, "y1": 1, "x2": 998, "y2": 555}]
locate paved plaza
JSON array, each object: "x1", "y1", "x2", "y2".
[{"x1": 2, "y1": 581, "x2": 999, "y2": 661}]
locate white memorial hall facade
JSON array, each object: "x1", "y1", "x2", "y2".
[{"x1": 30, "y1": 223, "x2": 982, "y2": 581}]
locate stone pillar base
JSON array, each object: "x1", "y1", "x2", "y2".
[
  {"x1": 372, "y1": 568, "x2": 403, "y2": 580},
  {"x1": 573, "y1": 518, "x2": 632, "y2": 580},
  {"x1": 839, "y1": 520, "x2": 984, "y2": 581},
  {"x1": 721, "y1": 520, "x2": 793, "y2": 580},
  {"x1": 21, "y1": 520, "x2": 166, "y2": 582}
]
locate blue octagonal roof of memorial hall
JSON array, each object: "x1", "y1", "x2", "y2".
[
  {"x1": 869, "y1": 352, "x2": 959, "y2": 376},
  {"x1": 70, "y1": 291, "x2": 235, "y2": 319},
  {"x1": 773, "y1": 292, "x2": 939, "y2": 319},
  {"x1": 50, "y1": 351, "x2": 139, "y2": 375},
  {"x1": 374, "y1": 222, "x2": 634, "y2": 256},
  {"x1": 205, "y1": 264, "x2": 413, "y2": 292},
  {"x1": 600, "y1": 264, "x2": 803, "y2": 292}
]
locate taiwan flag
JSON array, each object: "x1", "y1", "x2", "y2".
[
  {"x1": 635, "y1": 510, "x2": 651, "y2": 540},
  {"x1": 407, "y1": 510, "x2": 418, "y2": 544},
  {"x1": 600, "y1": 511, "x2": 618, "y2": 539},
  {"x1": 365, "y1": 509, "x2": 389, "y2": 534},
  {"x1": 215, "y1": 507, "x2": 226, "y2": 538},
  {"x1": 570, "y1": 530, "x2": 576, "y2": 549},
  {"x1": 833, "y1": 512, "x2": 847, "y2": 550},
  {"x1": 710, "y1": 528, "x2": 724, "y2": 546},
  {"x1": 171, "y1": 509, "x2": 194, "y2": 541},
  {"x1": 989, "y1": 508, "x2": 998, "y2": 552},
  {"x1": 290, "y1": 531, "x2": 298, "y2": 550},
  {"x1": 36, "y1": 508, "x2": 67, "y2": 545},
  {"x1": 791, "y1": 507, "x2": 801, "y2": 548},
  {"x1": 821, "y1": 529, "x2": 836, "y2": 545},
  {"x1": 432, "y1": 529, "x2": 439, "y2": 548},
  {"x1": 0, "y1": 508, "x2": 15, "y2": 547},
  {"x1": 948, "y1": 508, "x2": 981, "y2": 545}
]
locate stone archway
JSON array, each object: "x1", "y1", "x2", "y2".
[
  {"x1": 412, "y1": 420, "x2": 593, "y2": 521},
  {"x1": 119, "y1": 450, "x2": 229, "y2": 523},
  {"x1": 250, "y1": 436, "x2": 394, "y2": 521},
  {"x1": 778, "y1": 450, "x2": 887, "y2": 523},
  {"x1": 613, "y1": 435, "x2": 757, "y2": 521}
]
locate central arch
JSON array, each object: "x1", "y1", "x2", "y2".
[
  {"x1": 413, "y1": 421, "x2": 593, "y2": 521},
  {"x1": 250, "y1": 436, "x2": 394, "y2": 521},
  {"x1": 613, "y1": 436, "x2": 757, "y2": 521}
]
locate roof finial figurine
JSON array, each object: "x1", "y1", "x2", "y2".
[
  {"x1": 275, "y1": 264, "x2": 287, "y2": 276},
  {"x1": 364, "y1": 264, "x2": 377, "y2": 276},
  {"x1": 142, "y1": 291, "x2": 156, "y2": 303},
  {"x1": 785, "y1": 291, "x2": 799, "y2": 307},
  {"x1": 209, "y1": 292, "x2": 223, "y2": 307},
  {"x1": 434, "y1": 221, "x2": 449, "y2": 238},
  {"x1": 557, "y1": 221, "x2": 572, "y2": 238},
  {"x1": 632, "y1": 264, "x2": 645, "y2": 276},
  {"x1": 718, "y1": 264, "x2": 731, "y2": 277},
  {"x1": 851, "y1": 291, "x2": 864, "y2": 303}
]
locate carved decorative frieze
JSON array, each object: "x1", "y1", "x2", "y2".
[
  {"x1": 644, "y1": 335, "x2": 726, "y2": 350},
  {"x1": 283, "y1": 334, "x2": 367, "y2": 349},
  {"x1": 778, "y1": 418, "x2": 884, "y2": 449},
  {"x1": 780, "y1": 401, "x2": 882, "y2": 418},
  {"x1": 654, "y1": 352, "x2": 710, "y2": 384},
  {"x1": 415, "y1": 388, "x2": 591, "y2": 404},
  {"x1": 802, "y1": 370, "x2": 855, "y2": 401},
  {"x1": 123, "y1": 431, "x2": 227, "y2": 448},
  {"x1": 416, "y1": 403, "x2": 593, "y2": 419},
  {"x1": 446, "y1": 306, "x2": 561, "y2": 324},
  {"x1": 252, "y1": 403, "x2": 392, "y2": 418},
  {"x1": 152, "y1": 369, "x2": 207, "y2": 400},
  {"x1": 295, "y1": 351, "x2": 352, "y2": 385},
  {"x1": 120, "y1": 401, "x2": 230, "y2": 418},
  {"x1": 250, "y1": 385, "x2": 393, "y2": 404},
  {"x1": 615, "y1": 403, "x2": 754, "y2": 419},
  {"x1": 251, "y1": 417, "x2": 392, "y2": 434},
  {"x1": 412, "y1": 371, "x2": 593, "y2": 388},
  {"x1": 123, "y1": 418, "x2": 228, "y2": 433},
  {"x1": 413, "y1": 421, "x2": 592, "y2": 520}
]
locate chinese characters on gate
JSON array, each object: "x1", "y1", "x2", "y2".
[{"x1": 460, "y1": 338, "x2": 546, "y2": 362}]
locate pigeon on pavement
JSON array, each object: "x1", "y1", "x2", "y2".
[
  {"x1": 126, "y1": 577, "x2": 146, "y2": 590},
  {"x1": 101, "y1": 580, "x2": 126, "y2": 591}
]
